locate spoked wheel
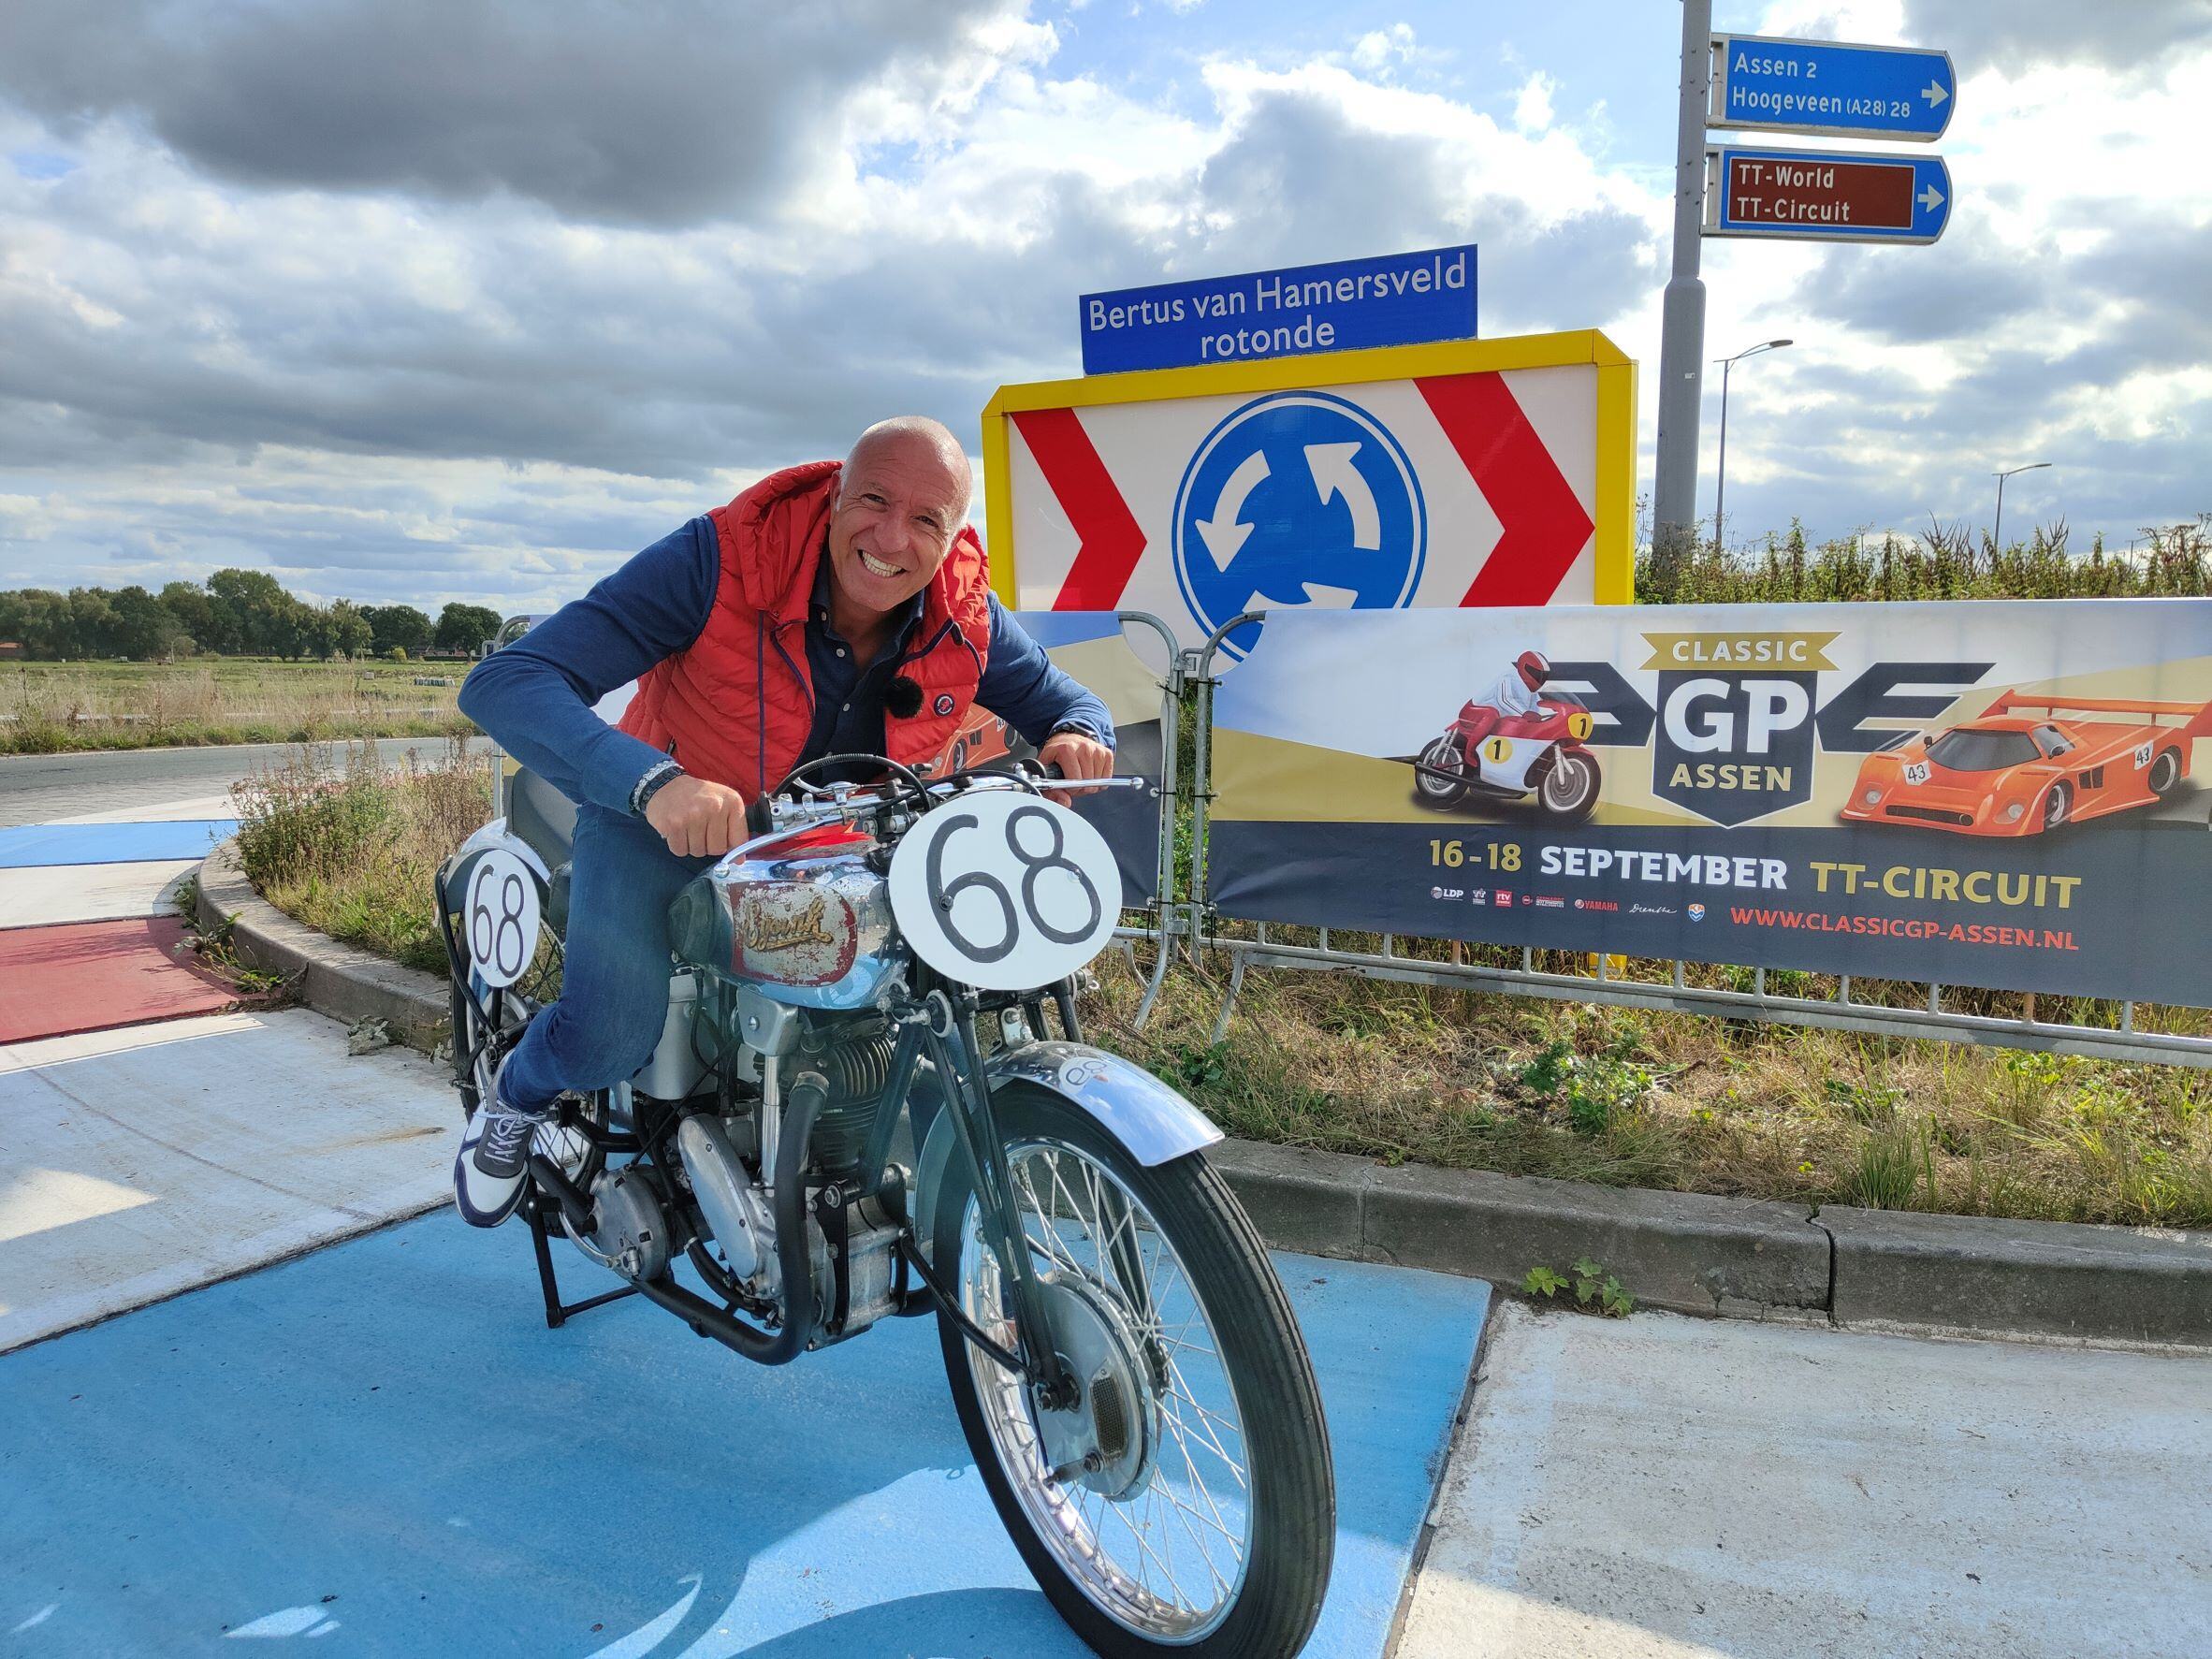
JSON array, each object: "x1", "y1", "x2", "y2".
[
  {"x1": 1414, "y1": 735, "x2": 1471, "y2": 808},
  {"x1": 932, "y1": 1084, "x2": 1334, "y2": 1657},
  {"x1": 1537, "y1": 749, "x2": 1601, "y2": 824}
]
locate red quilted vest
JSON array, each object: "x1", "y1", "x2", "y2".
[{"x1": 617, "y1": 460, "x2": 991, "y2": 797}]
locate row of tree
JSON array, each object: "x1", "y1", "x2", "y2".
[{"x1": 0, "y1": 572, "x2": 503, "y2": 662}]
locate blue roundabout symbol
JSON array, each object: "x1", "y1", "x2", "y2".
[{"x1": 1171, "y1": 390, "x2": 1426, "y2": 658}]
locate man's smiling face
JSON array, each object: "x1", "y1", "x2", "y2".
[{"x1": 824, "y1": 424, "x2": 970, "y2": 619}]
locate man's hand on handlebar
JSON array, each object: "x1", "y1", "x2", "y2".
[
  {"x1": 645, "y1": 774, "x2": 752, "y2": 858},
  {"x1": 1036, "y1": 730, "x2": 1113, "y2": 806}
]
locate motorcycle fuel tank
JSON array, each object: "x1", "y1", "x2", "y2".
[{"x1": 667, "y1": 830, "x2": 901, "y2": 1010}]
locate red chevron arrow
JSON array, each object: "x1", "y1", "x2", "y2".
[
  {"x1": 1416, "y1": 372, "x2": 1594, "y2": 606},
  {"x1": 1010, "y1": 407, "x2": 1147, "y2": 611}
]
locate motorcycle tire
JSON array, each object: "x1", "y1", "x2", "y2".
[
  {"x1": 930, "y1": 1083, "x2": 1334, "y2": 1658},
  {"x1": 1535, "y1": 749, "x2": 1601, "y2": 826},
  {"x1": 1413, "y1": 735, "x2": 1471, "y2": 808}
]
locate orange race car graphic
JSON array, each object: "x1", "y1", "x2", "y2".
[{"x1": 1840, "y1": 691, "x2": 2212, "y2": 837}]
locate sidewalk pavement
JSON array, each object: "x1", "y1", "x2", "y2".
[
  {"x1": 1398, "y1": 1300, "x2": 2212, "y2": 1659},
  {"x1": 0, "y1": 1010, "x2": 455, "y2": 1352}
]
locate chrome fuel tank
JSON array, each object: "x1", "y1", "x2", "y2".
[{"x1": 667, "y1": 829, "x2": 901, "y2": 1011}]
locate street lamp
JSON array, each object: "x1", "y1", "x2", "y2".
[
  {"x1": 1712, "y1": 339, "x2": 1792, "y2": 550},
  {"x1": 1991, "y1": 462, "x2": 2052, "y2": 552}
]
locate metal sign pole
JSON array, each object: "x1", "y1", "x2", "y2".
[{"x1": 1652, "y1": 0, "x2": 1713, "y2": 560}]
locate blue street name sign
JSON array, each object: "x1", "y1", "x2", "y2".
[
  {"x1": 1710, "y1": 32, "x2": 1954, "y2": 142},
  {"x1": 1705, "y1": 146, "x2": 1951, "y2": 245},
  {"x1": 1079, "y1": 246, "x2": 1476, "y2": 375}
]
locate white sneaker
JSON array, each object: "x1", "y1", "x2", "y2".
[{"x1": 453, "y1": 1076, "x2": 547, "y2": 1229}]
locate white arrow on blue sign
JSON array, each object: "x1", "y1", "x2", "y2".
[
  {"x1": 1705, "y1": 146, "x2": 1951, "y2": 245},
  {"x1": 1710, "y1": 32, "x2": 1955, "y2": 143}
]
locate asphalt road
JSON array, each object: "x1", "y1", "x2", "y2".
[{"x1": 0, "y1": 736, "x2": 490, "y2": 827}]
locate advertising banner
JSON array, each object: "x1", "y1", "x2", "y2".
[
  {"x1": 981, "y1": 332, "x2": 1636, "y2": 655},
  {"x1": 1207, "y1": 600, "x2": 2212, "y2": 1005}
]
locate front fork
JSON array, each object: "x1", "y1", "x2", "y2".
[{"x1": 912, "y1": 988, "x2": 1081, "y2": 1411}]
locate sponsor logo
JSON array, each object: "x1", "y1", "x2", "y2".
[
  {"x1": 1519, "y1": 894, "x2": 1533, "y2": 906},
  {"x1": 1467, "y1": 889, "x2": 1488, "y2": 903},
  {"x1": 1432, "y1": 886, "x2": 1464, "y2": 900},
  {"x1": 1580, "y1": 898, "x2": 1620, "y2": 912},
  {"x1": 1494, "y1": 889, "x2": 1514, "y2": 907},
  {"x1": 1688, "y1": 902, "x2": 1708, "y2": 922},
  {"x1": 1628, "y1": 901, "x2": 1678, "y2": 916},
  {"x1": 933, "y1": 692, "x2": 957, "y2": 717},
  {"x1": 1532, "y1": 895, "x2": 1566, "y2": 910}
]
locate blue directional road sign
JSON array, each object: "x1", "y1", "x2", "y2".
[
  {"x1": 1710, "y1": 32, "x2": 1955, "y2": 142},
  {"x1": 1705, "y1": 146, "x2": 1952, "y2": 245},
  {"x1": 1171, "y1": 391, "x2": 1426, "y2": 659}
]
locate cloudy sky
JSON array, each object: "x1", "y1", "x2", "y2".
[{"x1": 2, "y1": 0, "x2": 2207, "y2": 612}]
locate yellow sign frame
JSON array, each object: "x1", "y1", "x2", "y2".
[{"x1": 978, "y1": 328, "x2": 1637, "y2": 610}]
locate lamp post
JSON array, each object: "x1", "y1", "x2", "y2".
[
  {"x1": 1712, "y1": 339, "x2": 1792, "y2": 550},
  {"x1": 1991, "y1": 462, "x2": 2052, "y2": 552}
]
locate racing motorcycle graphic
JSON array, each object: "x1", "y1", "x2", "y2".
[
  {"x1": 1412, "y1": 654, "x2": 1602, "y2": 824},
  {"x1": 435, "y1": 751, "x2": 1334, "y2": 1658}
]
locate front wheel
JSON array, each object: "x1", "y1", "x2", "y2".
[
  {"x1": 932, "y1": 1084, "x2": 1334, "y2": 1656},
  {"x1": 1536, "y1": 748, "x2": 1601, "y2": 824}
]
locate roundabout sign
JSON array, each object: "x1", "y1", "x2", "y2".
[
  {"x1": 982, "y1": 329, "x2": 1636, "y2": 648},
  {"x1": 1171, "y1": 391, "x2": 1426, "y2": 658}
]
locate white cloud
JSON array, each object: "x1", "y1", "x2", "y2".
[
  {"x1": 0, "y1": 0, "x2": 2203, "y2": 611},
  {"x1": 1513, "y1": 71, "x2": 1557, "y2": 134}
]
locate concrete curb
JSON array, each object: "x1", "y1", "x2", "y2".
[
  {"x1": 200, "y1": 836, "x2": 2212, "y2": 1351},
  {"x1": 193, "y1": 837, "x2": 450, "y2": 1054},
  {"x1": 1212, "y1": 1139, "x2": 1829, "y2": 1321}
]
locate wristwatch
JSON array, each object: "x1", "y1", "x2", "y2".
[{"x1": 631, "y1": 758, "x2": 686, "y2": 816}]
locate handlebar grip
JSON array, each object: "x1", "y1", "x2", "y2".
[
  {"x1": 1039, "y1": 761, "x2": 1067, "y2": 781},
  {"x1": 745, "y1": 794, "x2": 776, "y2": 838}
]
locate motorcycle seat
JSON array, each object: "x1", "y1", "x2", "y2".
[
  {"x1": 505, "y1": 764, "x2": 575, "y2": 939},
  {"x1": 506, "y1": 763, "x2": 575, "y2": 870}
]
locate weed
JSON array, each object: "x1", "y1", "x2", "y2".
[
  {"x1": 1519, "y1": 1040, "x2": 1572, "y2": 1097},
  {"x1": 1521, "y1": 1257, "x2": 1635, "y2": 1317}
]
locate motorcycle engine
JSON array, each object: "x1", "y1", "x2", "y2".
[{"x1": 584, "y1": 1165, "x2": 669, "y2": 1280}]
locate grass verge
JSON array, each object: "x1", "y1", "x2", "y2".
[
  {"x1": 5, "y1": 660, "x2": 473, "y2": 754},
  {"x1": 231, "y1": 748, "x2": 2212, "y2": 1230},
  {"x1": 232, "y1": 740, "x2": 488, "y2": 974}
]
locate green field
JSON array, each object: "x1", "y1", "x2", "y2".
[{"x1": 4, "y1": 658, "x2": 474, "y2": 754}]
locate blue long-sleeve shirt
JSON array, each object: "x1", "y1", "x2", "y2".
[{"x1": 458, "y1": 517, "x2": 1113, "y2": 813}]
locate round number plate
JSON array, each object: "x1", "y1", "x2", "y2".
[
  {"x1": 462, "y1": 848, "x2": 542, "y2": 989},
  {"x1": 887, "y1": 792, "x2": 1123, "y2": 992}
]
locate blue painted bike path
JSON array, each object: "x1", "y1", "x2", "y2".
[
  {"x1": 0, "y1": 821, "x2": 239, "y2": 869},
  {"x1": 1, "y1": 1212, "x2": 1487, "y2": 1656}
]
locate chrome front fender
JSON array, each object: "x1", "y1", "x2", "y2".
[{"x1": 910, "y1": 1040, "x2": 1223, "y2": 1257}]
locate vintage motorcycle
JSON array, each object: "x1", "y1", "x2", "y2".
[
  {"x1": 1412, "y1": 691, "x2": 1602, "y2": 823},
  {"x1": 433, "y1": 752, "x2": 1334, "y2": 1658}
]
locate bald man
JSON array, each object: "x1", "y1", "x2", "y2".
[{"x1": 450, "y1": 419, "x2": 1115, "y2": 1226}]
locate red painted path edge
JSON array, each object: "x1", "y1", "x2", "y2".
[{"x1": 0, "y1": 916, "x2": 239, "y2": 1045}]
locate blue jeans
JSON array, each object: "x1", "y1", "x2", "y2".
[{"x1": 497, "y1": 803, "x2": 714, "y2": 1111}]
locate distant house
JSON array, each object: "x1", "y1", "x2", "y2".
[{"x1": 0, "y1": 641, "x2": 22, "y2": 661}]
